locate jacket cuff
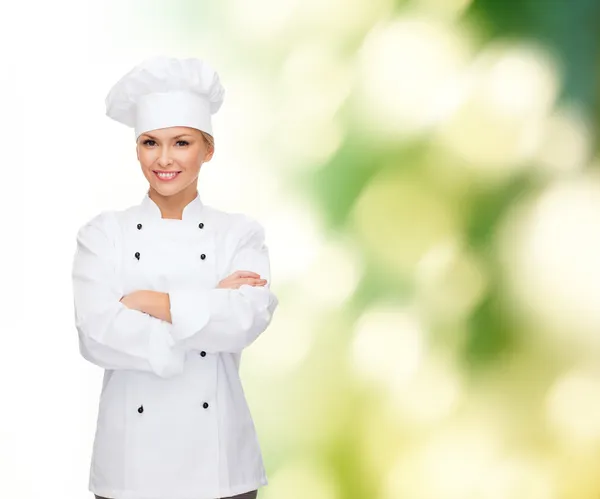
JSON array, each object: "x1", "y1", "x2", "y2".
[{"x1": 168, "y1": 288, "x2": 213, "y2": 342}]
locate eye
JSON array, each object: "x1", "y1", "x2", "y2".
[
  {"x1": 176, "y1": 140, "x2": 190, "y2": 147},
  {"x1": 142, "y1": 139, "x2": 156, "y2": 146}
]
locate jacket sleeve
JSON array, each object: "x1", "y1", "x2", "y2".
[
  {"x1": 72, "y1": 211, "x2": 186, "y2": 378},
  {"x1": 167, "y1": 217, "x2": 279, "y2": 353}
]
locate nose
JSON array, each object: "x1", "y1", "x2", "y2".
[{"x1": 156, "y1": 148, "x2": 174, "y2": 168}]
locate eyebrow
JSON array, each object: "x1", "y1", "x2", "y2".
[{"x1": 140, "y1": 134, "x2": 194, "y2": 140}]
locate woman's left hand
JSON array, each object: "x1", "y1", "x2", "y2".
[
  {"x1": 120, "y1": 290, "x2": 172, "y2": 323},
  {"x1": 120, "y1": 290, "x2": 146, "y2": 311}
]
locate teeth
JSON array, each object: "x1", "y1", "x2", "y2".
[{"x1": 156, "y1": 172, "x2": 178, "y2": 178}]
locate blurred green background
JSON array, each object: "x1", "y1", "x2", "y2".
[{"x1": 125, "y1": 0, "x2": 600, "y2": 497}]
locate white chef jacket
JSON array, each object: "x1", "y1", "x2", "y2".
[{"x1": 71, "y1": 191, "x2": 278, "y2": 499}]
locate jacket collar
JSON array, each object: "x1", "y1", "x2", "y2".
[{"x1": 140, "y1": 190, "x2": 204, "y2": 221}]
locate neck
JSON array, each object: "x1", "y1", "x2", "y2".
[{"x1": 148, "y1": 185, "x2": 198, "y2": 220}]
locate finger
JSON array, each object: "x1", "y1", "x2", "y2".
[
  {"x1": 243, "y1": 277, "x2": 265, "y2": 284},
  {"x1": 233, "y1": 278, "x2": 266, "y2": 286},
  {"x1": 233, "y1": 270, "x2": 261, "y2": 278}
]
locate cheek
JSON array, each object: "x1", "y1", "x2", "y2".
[
  {"x1": 178, "y1": 151, "x2": 202, "y2": 171},
  {"x1": 138, "y1": 150, "x2": 155, "y2": 169}
]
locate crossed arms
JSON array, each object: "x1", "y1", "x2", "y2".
[{"x1": 71, "y1": 211, "x2": 278, "y2": 378}]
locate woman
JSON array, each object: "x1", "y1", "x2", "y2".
[{"x1": 71, "y1": 56, "x2": 278, "y2": 499}]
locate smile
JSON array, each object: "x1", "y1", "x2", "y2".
[{"x1": 153, "y1": 171, "x2": 181, "y2": 181}]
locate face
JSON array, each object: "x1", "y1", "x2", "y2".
[{"x1": 136, "y1": 126, "x2": 214, "y2": 198}]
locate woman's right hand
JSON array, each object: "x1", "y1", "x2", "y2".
[{"x1": 217, "y1": 270, "x2": 267, "y2": 289}]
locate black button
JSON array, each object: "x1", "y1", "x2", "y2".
[
  {"x1": 199, "y1": 222, "x2": 204, "y2": 229},
  {"x1": 137, "y1": 405, "x2": 144, "y2": 414},
  {"x1": 137, "y1": 223, "x2": 142, "y2": 230},
  {"x1": 200, "y1": 351, "x2": 206, "y2": 357},
  {"x1": 200, "y1": 254, "x2": 206, "y2": 260},
  {"x1": 203, "y1": 402, "x2": 209, "y2": 409},
  {"x1": 135, "y1": 252, "x2": 140, "y2": 260}
]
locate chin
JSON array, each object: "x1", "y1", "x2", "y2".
[
  {"x1": 152, "y1": 184, "x2": 184, "y2": 196},
  {"x1": 145, "y1": 172, "x2": 180, "y2": 193}
]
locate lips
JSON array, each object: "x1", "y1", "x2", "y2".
[{"x1": 153, "y1": 170, "x2": 181, "y2": 181}]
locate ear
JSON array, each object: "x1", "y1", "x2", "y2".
[
  {"x1": 204, "y1": 147, "x2": 215, "y2": 162},
  {"x1": 136, "y1": 144, "x2": 140, "y2": 162}
]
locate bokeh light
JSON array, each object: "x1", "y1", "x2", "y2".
[
  {"x1": 498, "y1": 172, "x2": 600, "y2": 354},
  {"x1": 356, "y1": 14, "x2": 472, "y2": 138},
  {"x1": 436, "y1": 41, "x2": 561, "y2": 177}
]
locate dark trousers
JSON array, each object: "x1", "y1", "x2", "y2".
[{"x1": 95, "y1": 491, "x2": 257, "y2": 499}]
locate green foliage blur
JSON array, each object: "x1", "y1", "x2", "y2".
[{"x1": 137, "y1": 0, "x2": 600, "y2": 496}]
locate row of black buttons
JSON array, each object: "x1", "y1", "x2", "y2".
[
  {"x1": 134, "y1": 251, "x2": 207, "y2": 260},
  {"x1": 136, "y1": 222, "x2": 205, "y2": 230},
  {"x1": 137, "y1": 402, "x2": 210, "y2": 413}
]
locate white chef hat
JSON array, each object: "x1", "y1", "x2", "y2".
[{"x1": 104, "y1": 56, "x2": 225, "y2": 140}]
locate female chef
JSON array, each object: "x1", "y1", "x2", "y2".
[{"x1": 71, "y1": 56, "x2": 278, "y2": 499}]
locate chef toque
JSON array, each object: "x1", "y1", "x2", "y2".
[{"x1": 104, "y1": 56, "x2": 225, "y2": 140}]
